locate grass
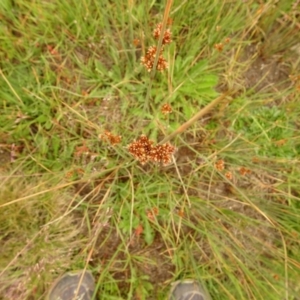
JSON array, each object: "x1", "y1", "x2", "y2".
[{"x1": 0, "y1": 0, "x2": 300, "y2": 299}]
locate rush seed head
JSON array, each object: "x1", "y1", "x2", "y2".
[
  {"x1": 161, "y1": 103, "x2": 172, "y2": 115},
  {"x1": 141, "y1": 46, "x2": 168, "y2": 72},
  {"x1": 128, "y1": 135, "x2": 175, "y2": 165},
  {"x1": 153, "y1": 23, "x2": 172, "y2": 45},
  {"x1": 99, "y1": 131, "x2": 122, "y2": 145}
]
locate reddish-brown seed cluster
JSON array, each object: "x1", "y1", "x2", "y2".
[
  {"x1": 141, "y1": 22, "x2": 172, "y2": 72},
  {"x1": 225, "y1": 171, "x2": 233, "y2": 180},
  {"x1": 127, "y1": 135, "x2": 154, "y2": 165},
  {"x1": 214, "y1": 37, "x2": 230, "y2": 53},
  {"x1": 74, "y1": 143, "x2": 90, "y2": 157},
  {"x1": 214, "y1": 43, "x2": 224, "y2": 52},
  {"x1": 239, "y1": 167, "x2": 251, "y2": 176},
  {"x1": 156, "y1": 55, "x2": 168, "y2": 72},
  {"x1": 224, "y1": 37, "x2": 231, "y2": 44},
  {"x1": 150, "y1": 143, "x2": 176, "y2": 165},
  {"x1": 141, "y1": 46, "x2": 168, "y2": 72},
  {"x1": 99, "y1": 131, "x2": 122, "y2": 145},
  {"x1": 215, "y1": 159, "x2": 225, "y2": 171},
  {"x1": 128, "y1": 135, "x2": 175, "y2": 165},
  {"x1": 161, "y1": 103, "x2": 172, "y2": 115},
  {"x1": 133, "y1": 38, "x2": 140, "y2": 47},
  {"x1": 153, "y1": 23, "x2": 172, "y2": 45}
]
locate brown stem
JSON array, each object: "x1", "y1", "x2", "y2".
[
  {"x1": 144, "y1": 0, "x2": 174, "y2": 110},
  {"x1": 150, "y1": 0, "x2": 173, "y2": 79},
  {"x1": 159, "y1": 92, "x2": 230, "y2": 145}
]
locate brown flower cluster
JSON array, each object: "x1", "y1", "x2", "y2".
[
  {"x1": 215, "y1": 159, "x2": 225, "y2": 171},
  {"x1": 140, "y1": 46, "x2": 168, "y2": 72},
  {"x1": 214, "y1": 43, "x2": 224, "y2": 52},
  {"x1": 153, "y1": 23, "x2": 172, "y2": 45},
  {"x1": 140, "y1": 22, "x2": 172, "y2": 72},
  {"x1": 239, "y1": 167, "x2": 251, "y2": 176},
  {"x1": 214, "y1": 159, "x2": 235, "y2": 181},
  {"x1": 128, "y1": 135, "x2": 175, "y2": 165},
  {"x1": 161, "y1": 103, "x2": 172, "y2": 115},
  {"x1": 225, "y1": 171, "x2": 233, "y2": 180},
  {"x1": 214, "y1": 37, "x2": 231, "y2": 52},
  {"x1": 99, "y1": 130, "x2": 122, "y2": 145}
]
